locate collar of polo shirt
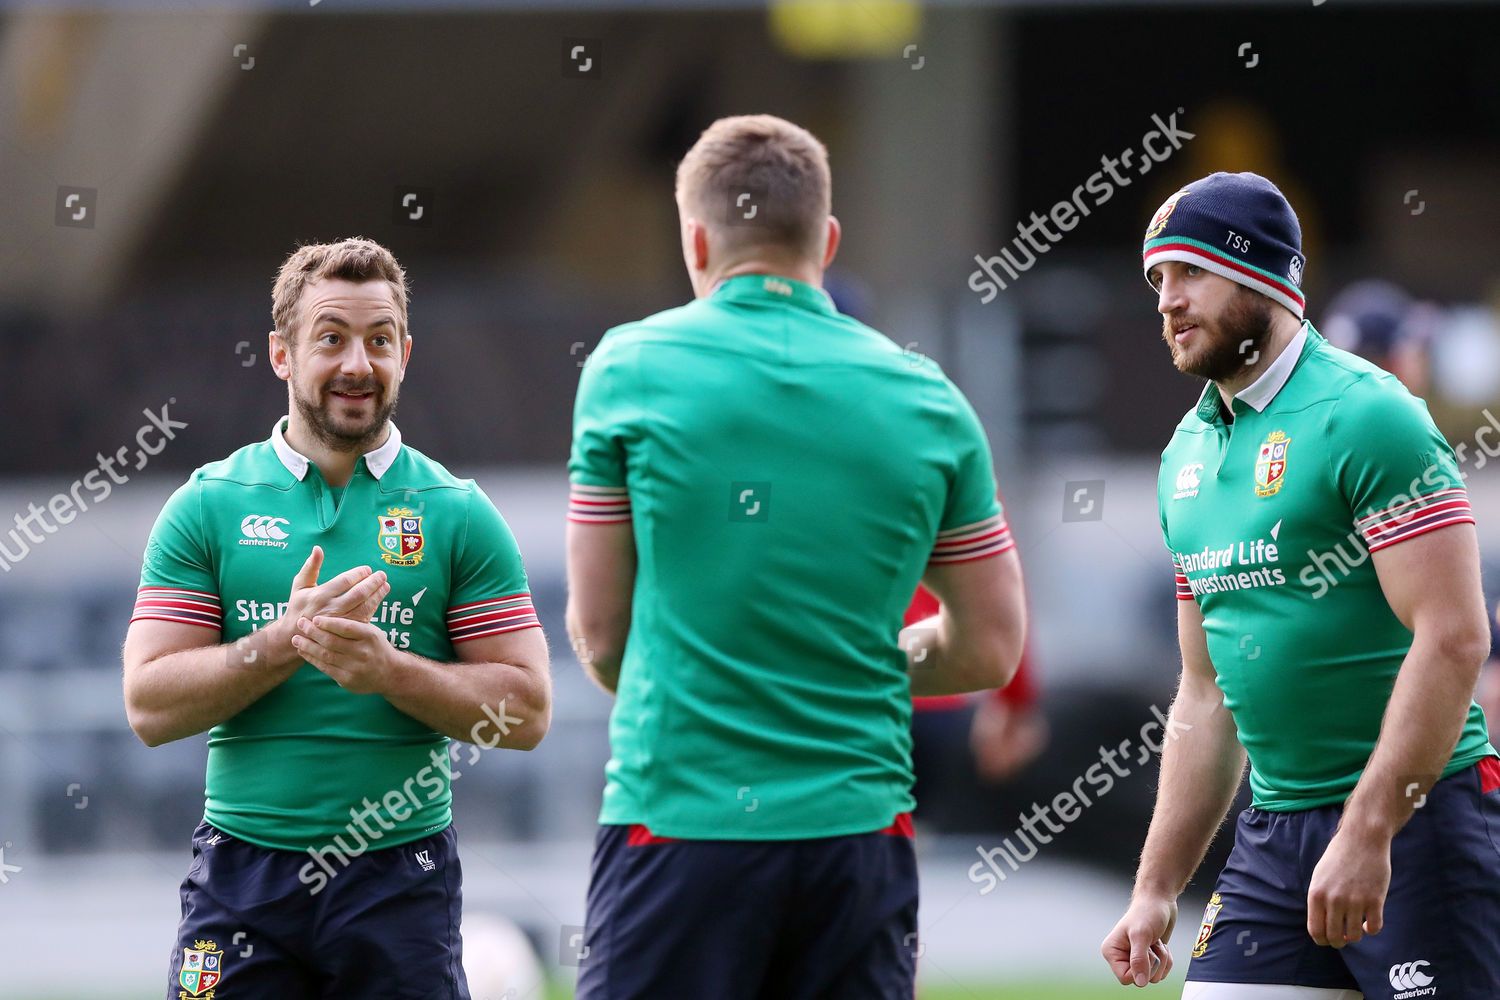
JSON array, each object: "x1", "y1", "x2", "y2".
[
  {"x1": 270, "y1": 417, "x2": 403, "y2": 480},
  {"x1": 710, "y1": 274, "x2": 837, "y2": 314},
  {"x1": 1194, "y1": 321, "x2": 1316, "y2": 424}
]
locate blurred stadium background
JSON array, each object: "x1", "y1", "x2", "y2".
[{"x1": 3, "y1": 0, "x2": 1500, "y2": 996}]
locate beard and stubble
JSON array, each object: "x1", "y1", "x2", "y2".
[
  {"x1": 1162, "y1": 286, "x2": 1275, "y2": 385},
  {"x1": 290, "y1": 366, "x2": 398, "y2": 455}
]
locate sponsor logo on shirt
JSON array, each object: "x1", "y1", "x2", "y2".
[
  {"x1": 1254, "y1": 431, "x2": 1290, "y2": 498},
  {"x1": 1175, "y1": 521, "x2": 1286, "y2": 598},
  {"x1": 378, "y1": 507, "x2": 425, "y2": 567},
  {"x1": 239, "y1": 514, "x2": 290, "y2": 549},
  {"x1": 236, "y1": 593, "x2": 417, "y2": 649},
  {"x1": 1173, "y1": 462, "x2": 1204, "y2": 500}
]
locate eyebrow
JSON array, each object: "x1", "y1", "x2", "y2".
[{"x1": 312, "y1": 313, "x2": 395, "y2": 329}]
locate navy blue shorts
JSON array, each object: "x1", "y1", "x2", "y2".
[
  {"x1": 1187, "y1": 758, "x2": 1500, "y2": 995},
  {"x1": 167, "y1": 820, "x2": 468, "y2": 999},
  {"x1": 575, "y1": 817, "x2": 919, "y2": 1000}
]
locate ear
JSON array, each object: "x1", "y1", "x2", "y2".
[
  {"x1": 268, "y1": 329, "x2": 292, "y2": 382},
  {"x1": 821, "y1": 216, "x2": 842, "y2": 270},
  {"x1": 398, "y1": 332, "x2": 413, "y2": 383},
  {"x1": 688, "y1": 219, "x2": 711, "y2": 273}
]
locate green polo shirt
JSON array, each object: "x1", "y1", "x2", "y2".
[
  {"x1": 1159, "y1": 324, "x2": 1492, "y2": 810},
  {"x1": 568, "y1": 274, "x2": 1012, "y2": 839},
  {"x1": 133, "y1": 420, "x2": 540, "y2": 851}
]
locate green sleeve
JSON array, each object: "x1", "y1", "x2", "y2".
[
  {"x1": 1327, "y1": 379, "x2": 1472, "y2": 553},
  {"x1": 1158, "y1": 451, "x2": 1195, "y2": 600},
  {"x1": 928, "y1": 381, "x2": 1010, "y2": 565},
  {"x1": 445, "y1": 485, "x2": 539, "y2": 643},
  {"x1": 568, "y1": 337, "x2": 633, "y2": 490},
  {"x1": 1157, "y1": 456, "x2": 1172, "y2": 551},
  {"x1": 939, "y1": 381, "x2": 1003, "y2": 533},
  {"x1": 132, "y1": 476, "x2": 222, "y2": 630}
]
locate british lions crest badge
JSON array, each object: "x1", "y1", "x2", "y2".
[
  {"x1": 378, "y1": 506, "x2": 425, "y2": 567},
  {"x1": 179, "y1": 939, "x2": 224, "y2": 997},
  {"x1": 1254, "y1": 431, "x2": 1290, "y2": 498},
  {"x1": 1192, "y1": 893, "x2": 1223, "y2": 959},
  {"x1": 1145, "y1": 188, "x2": 1189, "y2": 240}
]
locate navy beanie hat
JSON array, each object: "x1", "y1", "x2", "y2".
[{"x1": 1142, "y1": 171, "x2": 1306, "y2": 319}]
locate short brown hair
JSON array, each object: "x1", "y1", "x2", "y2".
[
  {"x1": 271, "y1": 237, "x2": 409, "y2": 341},
  {"x1": 675, "y1": 115, "x2": 832, "y2": 259}
]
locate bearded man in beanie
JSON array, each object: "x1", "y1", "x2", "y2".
[{"x1": 1101, "y1": 172, "x2": 1500, "y2": 997}]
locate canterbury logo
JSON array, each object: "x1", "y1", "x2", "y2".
[
  {"x1": 1176, "y1": 463, "x2": 1204, "y2": 492},
  {"x1": 240, "y1": 515, "x2": 290, "y2": 540},
  {"x1": 1389, "y1": 960, "x2": 1435, "y2": 991},
  {"x1": 414, "y1": 849, "x2": 436, "y2": 872}
]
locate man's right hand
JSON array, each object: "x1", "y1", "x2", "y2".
[
  {"x1": 1102, "y1": 894, "x2": 1176, "y2": 987},
  {"x1": 970, "y1": 698, "x2": 1048, "y2": 783},
  {"x1": 266, "y1": 546, "x2": 389, "y2": 667}
]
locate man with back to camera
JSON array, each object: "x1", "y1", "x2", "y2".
[
  {"x1": 565, "y1": 114, "x2": 1029, "y2": 999},
  {"x1": 122, "y1": 237, "x2": 551, "y2": 998},
  {"x1": 1101, "y1": 172, "x2": 1500, "y2": 997}
]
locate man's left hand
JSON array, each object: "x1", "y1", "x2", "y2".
[
  {"x1": 1306, "y1": 826, "x2": 1392, "y2": 948},
  {"x1": 293, "y1": 615, "x2": 396, "y2": 695}
]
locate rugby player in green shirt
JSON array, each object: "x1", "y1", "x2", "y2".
[
  {"x1": 1103, "y1": 173, "x2": 1499, "y2": 997},
  {"x1": 123, "y1": 237, "x2": 550, "y2": 998},
  {"x1": 566, "y1": 114, "x2": 1028, "y2": 999}
]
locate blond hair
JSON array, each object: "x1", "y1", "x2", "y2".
[
  {"x1": 675, "y1": 115, "x2": 832, "y2": 260},
  {"x1": 271, "y1": 237, "x2": 409, "y2": 341}
]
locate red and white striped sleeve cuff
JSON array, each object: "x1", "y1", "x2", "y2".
[
  {"x1": 1355, "y1": 487, "x2": 1474, "y2": 553},
  {"x1": 568, "y1": 483, "x2": 631, "y2": 524},
  {"x1": 131, "y1": 587, "x2": 222, "y2": 629},
  {"x1": 447, "y1": 594, "x2": 541, "y2": 643},
  {"x1": 1173, "y1": 560, "x2": 1194, "y2": 600},
  {"x1": 929, "y1": 514, "x2": 1015, "y2": 565}
]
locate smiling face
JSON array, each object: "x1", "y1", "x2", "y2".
[
  {"x1": 1150, "y1": 261, "x2": 1275, "y2": 384},
  {"x1": 270, "y1": 277, "x2": 411, "y2": 453}
]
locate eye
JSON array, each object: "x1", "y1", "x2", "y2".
[
  {"x1": 1186, "y1": 265, "x2": 1203, "y2": 277},
  {"x1": 320, "y1": 331, "x2": 340, "y2": 346},
  {"x1": 372, "y1": 334, "x2": 391, "y2": 348}
]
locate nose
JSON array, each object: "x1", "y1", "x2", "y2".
[
  {"x1": 341, "y1": 339, "x2": 373, "y2": 376},
  {"x1": 1157, "y1": 273, "x2": 1188, "y2": 316}
]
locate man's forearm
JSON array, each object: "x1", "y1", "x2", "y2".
[
  {"x1": 581, "y1": 657, "x2": 621, "y2": 694},
  {"x1": 383, "y1": 653, "x2": 551, "y2": 749},
  {"x1": 903, "y1": 612, "x2": 1021, "y2": 696},
  {"x1": 1134, "y1": 696, "x2": 1246, "y2": 899},
  {"x1": 566, "y1": 603, "x2": 626, "y2": 695},
  {"x1": 575, "y1": 634, "x2": 622, "y2": 694},
  {"x1": 904, "y1": 613, "x2": 980, "y2": 696},
  {"x1": 1340, "y1": 628, "x2": 1486, "y2": 840},
  {"x1": 125, "y1": 624, "x2": 303, "y2": 746}
]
